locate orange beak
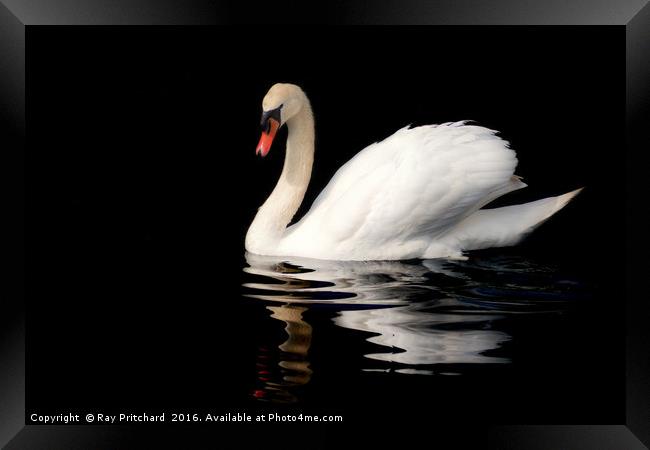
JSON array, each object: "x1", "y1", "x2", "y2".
[{"x1": 256, "y1": 118, "x2": 280, "y2": 157}]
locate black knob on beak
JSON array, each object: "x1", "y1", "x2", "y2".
[{"x1": 260, "y1": 105, "x2": 283, "y2": 134}]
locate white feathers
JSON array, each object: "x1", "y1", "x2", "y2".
[
  {"x1": 275, "y1": 122, "x2": 568, "y2": 260},
  {"x1": 445, "y1": 188, "x2": 584, "y2": 251}
]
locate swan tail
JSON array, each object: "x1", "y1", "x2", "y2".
[{"x1": 446, "y1": 188, "x2": 584, "y2": 251}]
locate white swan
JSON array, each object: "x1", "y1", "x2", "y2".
[{"x1": 246, "y1": 83, "x2": 581, "y2": 261}]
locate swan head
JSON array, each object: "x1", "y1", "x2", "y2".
[{"x1": 256, "y1": 83, "x2": 306, "y2": 157}]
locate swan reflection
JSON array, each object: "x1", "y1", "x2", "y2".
[
  {"x1": 252, "y1": 305, "x2": 312, "y2": 403},
  {"x1": 244, "y1": 253, "x2": 445, "y2": 305},
  {"x1": 244, "y1": 252, "x2": 586, "y2": 402},
  {"x1": 334, "y1": 300, "x2": 509, "y2": 365}
]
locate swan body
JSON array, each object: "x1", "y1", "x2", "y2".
[{"x1": 246, "y1": 83, "x2": 581, "y2": 261}]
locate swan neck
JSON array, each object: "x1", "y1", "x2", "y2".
[
  {"x1": 286, "y1": 106, "x2": 315, "y2": 184},
  {"x1": 246, "y1": 99, "x2": 315, "y2": 254}
]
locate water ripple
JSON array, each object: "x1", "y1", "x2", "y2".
[{"x1": 242, "y1": 251, "x2": 590, "y2": 402}]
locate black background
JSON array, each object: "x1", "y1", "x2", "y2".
[{"x1": 26, "y1": 26, "x2": 624, "y2": 424}]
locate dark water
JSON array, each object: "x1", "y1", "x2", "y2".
[{"x1": 241, "y1": 251, "x2": 591, "y2": 405}]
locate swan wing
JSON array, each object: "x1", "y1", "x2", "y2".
[
  {"x1": 443, "y1": 188, "x2": 583, "y2": 251},
  {"x1": 281, "y1": 121, "x2": 522, "y2": 259}
]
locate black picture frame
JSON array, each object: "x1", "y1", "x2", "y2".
[{"x1": 1, "y1": 1, "x2": 648, "y2": 448}]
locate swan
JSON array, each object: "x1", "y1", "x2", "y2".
[{"x1": 246, "y1": 83, "x2": 581, "y2": 261}]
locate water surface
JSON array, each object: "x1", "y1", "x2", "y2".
[{"x1": 242, "y1": 251, "x2": 590, "y2": 403}]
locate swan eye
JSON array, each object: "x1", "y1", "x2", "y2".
[{"x1": 260, "y1": 104, "x2": 283, "y2": 133}]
